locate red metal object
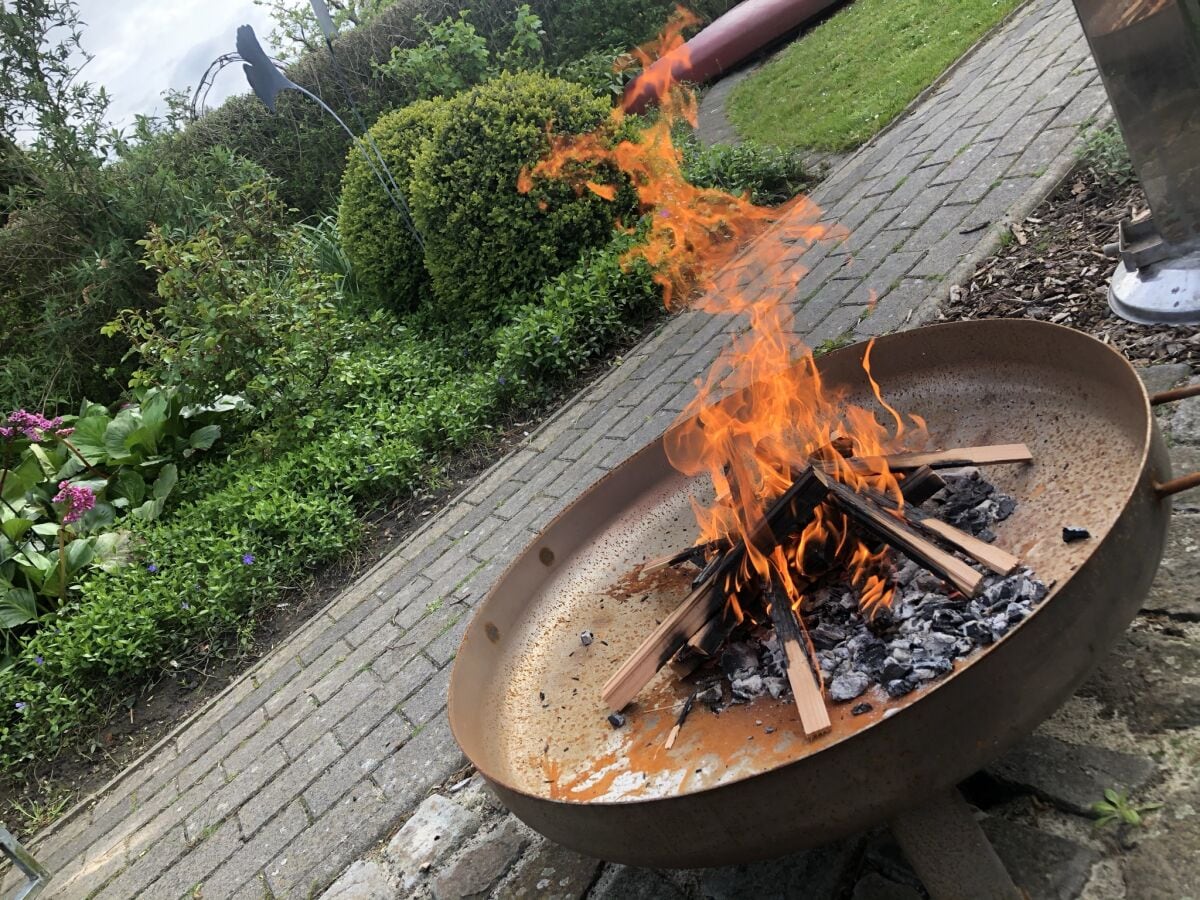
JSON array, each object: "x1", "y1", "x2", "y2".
[{"x1": 623, "y1": 0, "x2": 843, "y2": 114}]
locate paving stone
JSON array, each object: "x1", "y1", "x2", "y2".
[
  {"x1": 372, "y1": 712, "x2": 467, "y2": 808},
  {"x1": 432, "y1": 817, "x2": 529, "y2": 900},
  {"x1": 982, "y1": 816, "x2": 1100, "y2": 900},
  {"x1": 319, "y1": 859, "x2": 397, "y2": 899},
  {"x1": 1170, "y1": 378, "x2": 1200, "y2": 443},
  {"x1": 588, "y1": 865, "x2": 686, "y2": 900},
  {"x1": 986, "y1": 733, "x2": 1156, "y2": 815},
  {"x1": 397, "y1": 658, "x2": 450, "y2": 726},
  {"x1": 240, "y1": 733, "x2": 342, "y2": 836},
  {"x1": 202, "y1": 801, "x2": 309, "y2": 899},
  {"x1": 142, "y1": 816, "x2": 244, "y2": 900},
  {"x1": 808, "y1": 304, "x2": 867, "y2": 347},
  {"x1": 1138, "y1": 363, "x2": 1192, "y2": 396},
  {"x1": 498, "y1": 838, "x2": 601, "y2": 899},
  {"x1": 93, "y1": 826, "x2": 189, "y2": 900},
  {"x1": 1142, "y1": 509, "x2": 1200, "y2": 616},
  {"x1": 1120, "y1": 782, "x2": 1200, "y2": 898},
  {"x1": 386, "y1": 793, "x2": 480, "y2": 890},
  {"x1": 1079, "y1": 628, "x2": 1200, "y2": 732},
  {"x1": 851, "y1": 873, "x2": 923, "y2": 900},
  {"x1": 700, "y1": 838, "x2": 862, "y2": 899},
  {"x1": 304, "y1": 713, "x2": 412, "y2": 817}
]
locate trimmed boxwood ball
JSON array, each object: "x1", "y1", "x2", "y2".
[
  {"x1": 409, "y1": 71, "x2": 626, "y2": 324},
  {"x1": 338, "y1": 98, "x2": 450, "y2": 310}
]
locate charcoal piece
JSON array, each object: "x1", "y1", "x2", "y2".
[
  {"x1": 1018, "y1": 578, "x2": 1048, "y2": 605},
  {"x1": 695, "y1": 683, "x2": 723, "y2": 706},
  {"x1": 579, "y1": 630, "x2": 594, "y2": 647},
  {"x1": 977, "y1": 528, "x2": 997, "y2": 543},
  {"x1": 989, "y1": 613, "x2": 1011, "y2": 639},
  {"x1": 1062, "y1": 525, "x2": 1090, "y2": 542},
  {"x1": 995, "y1": 495, "x2": 1016, "y2": 520},
  {"x1": 731, "y1": 674, "x2": 765, "y2": 703},
  {"x1": 911, "y1": 658, "x2": 953, "y2": 681},
  {"x1": 963, "y1": 620, "x2": 994, "y2": 645},
  {"x1": 931, "y1": 608, "x2": 964, "y2": 630},
  {"x1": 763, "y1": 676, "x2": 788, "y2": 699},
  {"x1": 809, "y1": 623, "x2": 847, "y2": 650},
  {"x1": 881, "y1": 657, "x2": 912, "y2": 681},
  {"x1": 851, "y1": 702, "x2": 873, "y2": 715},
  {"x1": 720, "y1": 642, "x2": 759, "y2": 681},
  {"x1": 607, "y1": 712, "x2": 626, "y2": 728},
  {"x1": 885, "y1": 678, "x2": 917, "y2": 698},
  {"x1": 1004, "y1": 602, "x2": 1027, "y2": 624},
  {"x1": 829, "y1": 671, "x2": 870, "y2": 702},
  {"x1": 851, "y1": 639, "x2": 889, "y2": 677},
  {"x1": 919, "y1": 632, "x2": 959, "y2": 658},
  {"x1": 866, "y1": 606, "x2": 894, "y2": 631}
]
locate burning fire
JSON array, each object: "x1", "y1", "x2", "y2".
[{"x1": 521, "y1": 8, "x2": 927, "y2": 621}]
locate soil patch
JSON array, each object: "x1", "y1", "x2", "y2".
[{"x1": 939, "y1": 161, "x2": 1200, "y2": 368}]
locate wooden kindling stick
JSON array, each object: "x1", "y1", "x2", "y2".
[
  {"x1": 812, "y1": 467, "x2": 985, "y2": 598},
  {"x1": 842, "y1": 443, "x2": 1033, "y2": 474},
  {"x1": 863, "y1": 486, "x2": 1020, "y2": 576},
  {"x1": 766, "y1": 580, "x2": 831, "y2": 738},
  {"x1": 602, "y1": 468, "x2": 829, "y2": 712}
]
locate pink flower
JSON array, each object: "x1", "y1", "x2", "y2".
[
  {"x1": 53, "y1": 481, "x2": 96, "y2": 525},
  {"x1": 2, "y1": 409, "x2": 64, "y2": 442}
]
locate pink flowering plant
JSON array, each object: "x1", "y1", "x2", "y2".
[{"x1": 0, "y1": 387, "x2": 228, "y2": 658}]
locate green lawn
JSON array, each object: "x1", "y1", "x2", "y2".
[{"x1": 728, "y1": 0, "x2": 1023, "y2": 152}]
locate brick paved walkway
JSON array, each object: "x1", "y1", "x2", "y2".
[{"x1": 7, "y1": 1, "x2": 1112, "y2": 896}]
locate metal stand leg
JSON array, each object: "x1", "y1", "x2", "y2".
[
  {"x1": 888, "y1": 789, "x2": 1019, "y2": 900},
  {"x1": 0, "y1": 825, "x2": 51, "y2": 899}
]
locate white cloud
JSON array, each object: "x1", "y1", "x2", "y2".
[{"x1": 74, "y1": 0, "x2": 280, "y2": 130}]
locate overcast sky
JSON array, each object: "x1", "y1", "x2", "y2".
[{"x1": 75, "y1": 0, "x2": 279, "y2": 129}]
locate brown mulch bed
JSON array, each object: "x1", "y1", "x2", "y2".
[{"x1": 939, "y1": 160, "x2": 1200, "y2": 369}]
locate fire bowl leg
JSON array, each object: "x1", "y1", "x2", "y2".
[{"x1": 888, "y1": 789, "x2": 1020, "y2": 900}]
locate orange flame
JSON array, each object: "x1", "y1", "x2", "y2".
[{"x1": 523, "y1": 9, "x2": 928, "y2": 617}]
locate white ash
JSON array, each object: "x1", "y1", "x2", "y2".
[{"x1": 707, "y1": 472, "x2": 1048, "y2": 707}]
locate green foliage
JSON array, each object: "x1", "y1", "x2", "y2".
[
  {"x1": 293, "y1": 215, "x2": 361, "y2": 300},
  {"x1": 533, "y1": 0, "x2": 734, "y2": 66},
  {"x1": 337, "y1": 99, "x2": 450, "y2": 309},
  {"x1": 380, "y1": 11, "x2": 494, "y2": 98},
  {"x1": 1092, "y1": 789, "x2": 1163, "y2": 830},
  {"x1": 0, "y1": 390, "x2": 227, "y2": 659},
  {"x1": 1083, "y1": 122, "x2": 1136, "y2": 188},
  {"x1": 728, "y1": 0, "x2": 1022, "y2": 151},
  {"x1": 679, "y1": 134, "x2": 814, "y2": 205},
  {"x1": 255, "y1": 0, "x2": 397, "y2": 62},
  {"x1": 410, "y1": 71, "x2": 624, "y2": 325},
  {"x1": 104, "y1": 175, "x2": 370, "y2": 427}
]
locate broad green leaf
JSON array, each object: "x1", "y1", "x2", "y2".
[
  {"x1": 112, "y1": 469, "x2": 146, "y2": 506},
  {"x1": 78, "y1": 400, "x2": 108, "y2": 419},
  {"x1": 1, "y1": 456, "x2": 42, "y2": 503},
  {"x1": 140, "y1": 390, "x2": 170, "y2": 437},
  {"x1": 1126, "y1": 809, "x2": 1141, "y2": 826},
  {"x1": 54, "y1": 453, "x2": 86, "y2": 481},
  {"x1": 92, "y1": 531, "x2": 134, "y2": 573},
  {"x1": 1104, "y1": 788, "x2": 1121, "y2": 805},
  {"x1": 79, "y1": 502, "x2": 116, "y2": 531},
  {"x1": 31, "y1": 523, "x2": 61, "y2": 537},
  {"x1": 152, "y1": 464, "x2": 178, "y2": 502},
  {"x1": 189, "y1": 424, "x2": 221, "y2": 450},
  {"x1": 64, "y1": 538, "x2": 95, "y2": 573},
  {"x1": 0, "y1": 519, "x2": 33, "y2": 543},
  {"x1": 29, "y1": 443, "x2": 57, "y2": 479},
  {"x1": 0, "y1": 589, "x2": 38, "y2": 628},
  {"x1": 131, "y1": 498, "x2": 166, "y2": 522},
  {"x1": 70, "y1": 415, "x2": 111, "y2": 464},
  {"x1": 16, "y1": 549, "x2": 51, "y2": 572},
  {"x1": 103, "y1": 410, "x2": 141, "y2": 462}
]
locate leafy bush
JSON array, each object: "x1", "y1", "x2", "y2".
[
  {"x1": 409, "y1": 71, "x2": 625, "y2": 324},
  {"x1": 337, "y1": 98, "x2": 450, "y2": 309},
  {"x1": 0, "y1": 391, "x2": 227, "y2": 661},
  {"x1": 105, "y1": 174, "x2": 371, "y2": 428},
  {"x1": 679, "y1": 135, "x2": 814, "y2": 205},
  {"x1": 1083, "y1": 121, "x2": 1136, "y2": 189}
]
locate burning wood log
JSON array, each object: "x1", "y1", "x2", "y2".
[
  {"x1": 602, "y1": 468, "x2": 829, "y2": 712},
  {"x1": 767, "y1": 581, "x2": 831, "y2": 737},
  {"x1": 641, "y1": 545, "x2": 708, "y2": 575},
  {"x1": 812, "y1": 467, "x2": 985, "y2": 598}
]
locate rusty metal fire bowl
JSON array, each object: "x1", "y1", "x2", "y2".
[{"x1": 448, "y1": 319, "x2": 1174, "y2": 869}]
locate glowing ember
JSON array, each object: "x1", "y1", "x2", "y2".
[{"x1": 522, "y1": 8, "x2": 928, "y2": 625}]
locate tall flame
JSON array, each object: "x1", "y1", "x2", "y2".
[{"x1": 522, "y1": 8, "x2": 927, "y2": 617}]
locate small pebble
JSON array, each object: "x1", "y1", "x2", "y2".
[
  {"x1": 764, "y1": 726, "x2": 776, "y2": 734},
  {"x1": 851, "y1": 702, "x2": 873, "y2": 716},
  {"x1": 580, "y1": 630, "x2": 594, "y2": 646},
  {"x1": 607, "y1": 712, "x2": 625, "y2": 728},
  {"x1": 1062, "y1": 526, "x2": 1090, "y2": 543}
]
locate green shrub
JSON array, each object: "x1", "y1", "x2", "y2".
[
  {"x1": 679, "y1": 135, "x2": 814, "y2": 205},
  {"x1": 1083, "y1": 121, "x2": 1136, "y2": 189},
  {"x1": 337, "y1": 98, "x2": 450, "y2": 309},
  {"x1": 409, "y1": 71, "x2": 625, "y2": 324}
]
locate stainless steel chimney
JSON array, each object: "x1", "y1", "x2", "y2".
[{"x1": 1072, "y1": 0, "x2": 1200, "y2": 324}]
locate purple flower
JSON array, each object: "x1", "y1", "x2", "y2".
[
  {"x1": 241, "y1": 553, "x2": 255, "y2": 565},
  {"x1": 53, "y1": 480, "x2": 96, "y2": 525},
  {"x1": 181, "y1": 601, "x2": 190, "y2": 610},
  {"x1": 3, "y1": 409, "x2": 64, "y2": 442},
  {"x1": 34, "y1": 656, "x2": 43, "y2": 666},
  {"x1": 146, "y1": 563, "x2": 158, "y2": 573},
  {"x1": 14, "y1": 702, "x2": 25, "y2": 710},
  {"x1": 497, "y1": 375, "x2": 507, "y2": 386}
]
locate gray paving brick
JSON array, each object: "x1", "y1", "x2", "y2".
[
  {"x1": 281, "y1": 669, "x2": 382, "y2": 759},
  {"x1": 183, "y1": 745, "x2": 287, "y2": 844},
  {"x1": 240, "y1": 734, "x2": 341, "y2": 837},
  {"x1": 400, "y1": 665, "x2": 453, "y2": 726},
  {"x1": 202, "y1": 802, "x2": 308, "y2": 899},
  {"x1": 931, "y1": 138, "x2": 1002, "y2": 188},
  {"x1": 855, "y1": 278, "x2": 937, "y2": 337},
  {"x1": 303, "y1": 714, "x2": 410, "y2": 818},
  {"x1": 1010, "y1": 125, "x2": 1082, "y2": 178},
  {"x1": 808, "y1": 304, "x2": 868, "y2": 348},
  {"x1": 371, "y1": 713, "x2": 466, "y2": 807},
  {"x1": 425, "y1": 610, "x2": 472, "y2": 666},
  {"x1": 144, "y1": 816, "x2": 244, "y2": 899},
  {"x1": 94, "y1": 826, "x2": 188, "y2": 899},
  {"x1": 957, "y1": 175, "x2": 1039, "y2": 233}
]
